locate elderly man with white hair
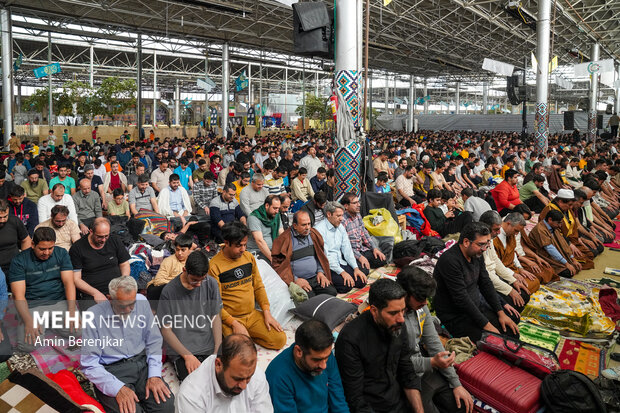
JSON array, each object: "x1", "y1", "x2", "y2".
[{"x1": 80, "y1": 276, "x2": 175, "y2": 413}]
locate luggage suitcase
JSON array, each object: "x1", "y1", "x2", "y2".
[{"x1": 455, "y1": 352, "x2": 542, "y2": 413}]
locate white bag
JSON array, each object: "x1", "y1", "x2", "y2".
[{"x1": 256, "y1": 259, "x2": 296, "y2": 326}]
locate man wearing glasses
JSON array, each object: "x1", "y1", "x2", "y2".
[
  {"x1": 69, "y1": 218, "x2": 130, "y2": 310},
  {"x1": 433, "y1": 222, "x2": 519, "y2": 342}
]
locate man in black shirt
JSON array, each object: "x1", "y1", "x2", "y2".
[
  {"x1": 433, "y1": 222, "x2": 519, "y2": 342},
  {"x1": 69, "y1": 217, "x2": 130, "y2": 309},
  {"x1": 335, "y1": 279, "x2": 423, "y2": 413},
  {"x1": 0, "y1": 199, "x2": 31, "y2": 274}
]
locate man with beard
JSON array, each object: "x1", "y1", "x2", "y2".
[
  {"x1": 49, "y1": 164, "x2": 76, "y2": 195},
  {"x1": 246, "y1": 195, "x2": 282, "y2": 261},
  {"x1": 397, "y1": 266, "x2": 473, "y2": 413},
  {"x1": 21, "y1": 169, "x2": 48, "y2": 203},
  {"x1": 266, "y1": 319, "x2": 349, "y2": 413},
  {"x1": 176, "y1": 334, "x2": 272, "y2": 412},
  {"x1": 335, "y1": 279, "x2": 423, "y2": 413},
  {"x1": 8, "y1": 185, "x2": 39, "y2": 236},
  {"x1": 0, "y1": 199, "x2": 31, "y2": 274},
  {"x1": 0, "y1": 170, "x2": 16, "y2": 201},
  {"x1": 80, "y1": 276, "x2": 175, "y2": 413},
  {"x1": 433, "y1": 222, "x2": 519, "y2": 342},
  {"x1": 36, "y1": 205, "x2": 81, "y2": 251},
  {"x1": 69, "y1": 218, "x2": 130, "y2": 309}
]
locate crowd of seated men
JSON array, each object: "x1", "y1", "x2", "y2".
[{"x1": 0, "y1": 127, "x2": 617, "y2": 412}]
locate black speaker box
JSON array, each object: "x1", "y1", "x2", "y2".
[
  {"x1": 564, "y1": 111, "x2": 574, "y2": 130},
  {"x1": 292, "y1": 2, "x2": 333, "y2": 58},
  {"x1": 597, "y1": 114, "x2": 604, "y2": 129},
  {"x1": 506, "y1": 75, "x2": 521, "y2": 105}
]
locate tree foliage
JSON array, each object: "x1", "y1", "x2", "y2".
[
  {"x1": 24, "y1": 77, "x2": 137, "y2": 123},
  {"x1": 23, "y1": 86, "x2": 72, "y2": 116},
  {"x1": 295, "y1": 93, "x2": 329, "y2": 121}
]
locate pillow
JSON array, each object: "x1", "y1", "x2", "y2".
[{"x1": 291, "y1": 294, "x2": 357, "y2": 330}]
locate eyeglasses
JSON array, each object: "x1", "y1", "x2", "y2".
[{"x1": 474, "y1": 240, "x2": 491, "y2": 249}]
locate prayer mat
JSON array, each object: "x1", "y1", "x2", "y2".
[
  {"x1": 340, "y1": 265, "x2": 400, "y2": 305},
  {"x1": 0, "y1": 362, "x2": 9, "y2": 382},
  {"x1": 521, "y1": 280, "x2": 616, "y2": 337},
  {"x1": 603, "y1": 221, "x2": 620, "y2": 248},
  {"x1": 472, "y1": 395, "x2": 501, "y2": 413},
  {"x1": 161, "y1": 361, "x2": 181, "y2": 396},
  {"x1": 518, "y1": 322, "x2": 561, "y2": 352},
  {"x1": 0, "y1": 378, "x2": 52, "y2": 413},
  {"x1": 555, "y1": 338, "x2": 602, "y2": 379},
  {"x1": 256, "y1": 318, "x2": 303, "y2": 373},
  {"x1": 587, "y1": 278, "x2": 620, "y2": 290}
]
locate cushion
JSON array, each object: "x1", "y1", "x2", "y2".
[{"x1": 291, "y1": 294, "x2": 357, "y2": 330}]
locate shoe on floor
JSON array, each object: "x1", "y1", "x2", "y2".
[{"x1": 602, "y1": 367, "x2": 620, "y2": 381}]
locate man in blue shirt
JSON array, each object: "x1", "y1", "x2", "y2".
[
  {"x1": 80, "y1": 276, "x2": 174, "y2": 413},
  {"x1": 266, "y1": 319, "x2": 349, "y2": 413},
  {"x1": 315, "y1": 201, "x2": 368, "y2": 293},
  {"x1": 9, "y1": 227, "x2": 76, "y2": 352}
]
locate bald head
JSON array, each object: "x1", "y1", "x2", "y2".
[{"x1": 79, "y1": 178, "x2": 92, "y2": 194}]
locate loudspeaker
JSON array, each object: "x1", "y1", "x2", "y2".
[
  {"x1": 564, "y1": 111, "x2": 575, "y2": 130},
  {"x1": 597, "y1": 114, "x2": 604, "y2": 129},
  {"x1": 506, "y1": 75, "x2": 521, "y2": 105},
  {"x1": 292, "y1": 2, "x2": 333, "y2": 58},
  {"x1": 606, "y1": 104, "x2": 613, "y2": 115}
]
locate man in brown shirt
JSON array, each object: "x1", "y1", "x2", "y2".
[{"x1": 35, "y1": 205, "x2": 80, "y2": 251}]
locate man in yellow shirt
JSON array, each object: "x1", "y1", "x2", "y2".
[
  {"x1": 146, "y1": 234, "x2": 194, "y2": 303},
  {"x1": 208, "y1": 221, "x2": 286, "y2": 350}
]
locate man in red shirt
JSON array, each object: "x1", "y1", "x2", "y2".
[
  {"x1": 91, "y1": 126, "x2": 98, "y2": 143},
  {"x1": 490, "y1": 169, "x2": 529, "y2": 216}
]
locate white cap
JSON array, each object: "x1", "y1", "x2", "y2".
[{"x1": 556, "y1": 189, "x2": 575, "y2": 200}]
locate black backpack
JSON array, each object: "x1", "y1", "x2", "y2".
[{"x1": 541, "y1": 370, "x2": 607, "y2": 413}]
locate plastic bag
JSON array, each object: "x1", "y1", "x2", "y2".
[
  {"x1": 363, "y1": 208, "x2": 402, "y2": 243},
  {"x1": 256, "y1": 259, "x2": 295, "y2": 326}
]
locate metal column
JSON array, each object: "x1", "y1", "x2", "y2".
[
  {"x1": 423, "y1": 80, "x2": 428, "y2": 114},
  {"x1": 408, "y1": 75, "x2": 414, "y2": 132},
  {"x1": 455, "y1": 82, "x2": 461, "y2": 114},
  {"x1": 616, "y1": 63, "x2": 620, "y2": 115},
  {"x1": 482, "y1": 82, "x2": 488, "y2": 114},
  {"x1": 588, "y1": 43, "x2": 600, "y2": 145},
  {"x1": 302, "y1": 62, "x2": 306, "y2": 130},
  {"x1": 48, "y1": 31, "x2": 53, "y2": 126},
  {"x1": 136, "y1": 33, "x2": 142, "y2": 130},
  {"x1": 393, "y1": 76, "x2": 397, "y2": 119},
  {"x1": 284, "y1": 67, "x2": 288, "y2": 126},
  {"x1": 89, "y1": 45, "x2": 94, "y2": 88},
  {"x1": 258, "y1": 56, "x2": 263, "y2": 129},
  {"x1": 247, "y1": 63, "x2": 252, "y2": 105},
  {"x1": 534, "y1": 0, "x2": 551, "y2": 154},
  {"x1": 369, "y1": 74, "x2": 373, "y2": 129},
  {"x1": 221, "y1": 42, "x2": 229, "y2": 138},
  {"x1": 1, "y1": 8, "x2": 13, "y2": 145},
  {"x1": 174, "y1": 79, "x2": 180, "y2": 125},
  {"x1": 315, "y1": 72, "x2": 319, "y2": 97},
  {"x1": 384, "y1": 74, "x2": 389, "y2": 114},
  {"x1": 204, "y1": 50, "x2": 208, "y2": 129},
  {"x1": 153, "y1": 52, "x2": 157, "y2": 126}
]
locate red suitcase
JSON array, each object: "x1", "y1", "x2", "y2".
[{"x1": 455, "y1": 352, "x2": 542, "y2": 413}]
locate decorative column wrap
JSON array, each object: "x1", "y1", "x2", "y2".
[
  {"x1": 587, "y1": 110, "x2": 597, "y2": 142},
  {"x1": 534, "y1": 102, "x2": 549, "y2": 154},
  {"x1": 336, "y1": 70, "x2": 360, "y2": 129},
  {"x1": 335, "y1": 140, "x2": 362, "y2": 200}
]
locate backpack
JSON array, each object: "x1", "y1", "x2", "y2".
[{"x1": 540, "y1": 370, "x2": 607, "y2": 413}]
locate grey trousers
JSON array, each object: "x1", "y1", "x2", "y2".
[{"x1": 95, "y1": 355, "x2": 175, "y2": 413}]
